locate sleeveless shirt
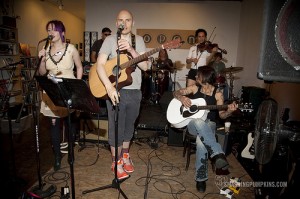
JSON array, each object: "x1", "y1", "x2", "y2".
[{"x1": 190, "y1": 86, "x2": 218, "y2": 120}]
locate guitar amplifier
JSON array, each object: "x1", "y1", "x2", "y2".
[{"x1": 167, "y1": 126, "x2": 184, "y2": 147}]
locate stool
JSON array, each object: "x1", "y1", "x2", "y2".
[{"x1": 182, "y1": 129, "x2": 196, "y2": 171}]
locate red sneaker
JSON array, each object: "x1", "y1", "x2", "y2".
[
  {"x1": 122, "y1": 153, "x2": 134, "y2": 173},
  {"x1": 111, "y1": 159, "x2": 129, "y2": 180}
]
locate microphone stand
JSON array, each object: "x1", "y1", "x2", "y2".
[
  {"x1": 29, "y1": 39, "x2": 57, "y2": 198},
  {"x1": 82, "y1": 28, "x2": 128, "y2": 198}
]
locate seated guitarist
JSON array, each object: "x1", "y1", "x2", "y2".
[
  {"x1": 95, "y1": 10, "x2": 148, "y2": 180},
  {"x1": 173, "y1": 65, "x2": 237, "y2": 193}
]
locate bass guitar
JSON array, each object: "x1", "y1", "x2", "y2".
[
  {"x1": 166, "y1": 98, "x2": 253, "y2": 128},
  {"x1": 89, "y1": 39, "x2": 183, "y2": 98}
]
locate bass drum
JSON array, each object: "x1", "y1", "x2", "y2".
[{"x1": 215, "y1": 75, "x2": 226, "y2": 88}]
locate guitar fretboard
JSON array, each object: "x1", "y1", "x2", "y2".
[
  {"x1": 197, "y1": 104, "x2": 229, "y2": 110},
  {"x1": 120, "y1": 47, "x2": 162, "y2": 69}
]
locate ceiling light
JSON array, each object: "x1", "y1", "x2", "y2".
[{"x1": 58, "y1": 0, "x2": 64, "y2": 10}]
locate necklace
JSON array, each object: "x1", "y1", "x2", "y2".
[
  {"x1": 49, "y1": 43, "x2": 68, "y2": 66},
  {"x1": 52, "y1": 51, "x2": 62, "y2": 56}
]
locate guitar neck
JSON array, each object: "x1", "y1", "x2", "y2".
[
  {"x1": 120, "y1": 47, "x2": 163, "y2": 69},
  {"x1": 198, "y1": 104, "x2": 228, "y2": 111}
]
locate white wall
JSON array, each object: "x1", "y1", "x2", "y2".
[
  {"x1": 11, "y1": 0, "x2": 300, "y2": 120},
  {"x1": 14, "y1": 0, "x2": 85, "y2": 57},
  {"x1": 86, "y1": 1, "x2": 241, "y2": 90}
]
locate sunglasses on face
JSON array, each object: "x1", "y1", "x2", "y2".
[{"x1": 104, "y1": 33, "x2": 111, "y2": 36}]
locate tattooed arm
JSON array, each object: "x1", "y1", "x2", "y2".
[{"x1": 173, "y1": 85, "x2": 197, "y2": 108}]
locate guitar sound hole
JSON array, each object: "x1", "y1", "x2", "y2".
[
  {"x1": 112, "y1": 65, "x2": 121, "y2": 76},
  {"x1": 189, "y1": 105, "x2": 198, "y2": 113}
]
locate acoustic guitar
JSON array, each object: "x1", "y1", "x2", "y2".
[
  {"x1": 166, "y1": 98, "x2": 253, "y2": 128},
  {"x1": 89, "y1": 39, "x2": 183, "y2": 99}
]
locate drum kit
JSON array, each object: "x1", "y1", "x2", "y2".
[
  {"x1": 214, "y1": 66, "x2": 244, "y2": 101},
  {"x1": 142, "y1": 59, "x2": 175, "y2": 104}
]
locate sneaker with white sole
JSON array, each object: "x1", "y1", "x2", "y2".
[
  {"x1": 111, "y1": 159, "x2": 129, "y2": 180},
  {"x1": 122, "y1": 153, "x2": 134, "y2": 173}
]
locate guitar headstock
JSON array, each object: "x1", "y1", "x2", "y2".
[
  {"x1": 162, "y1": 39, "x2": 184, "y2": 50},
  {"x1": 238, "y1": 103, "x2": 254, "y2": 112}
]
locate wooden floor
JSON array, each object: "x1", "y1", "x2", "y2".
[{"x1": 1, "y1": 112, "x2": 256, "y2": 199}]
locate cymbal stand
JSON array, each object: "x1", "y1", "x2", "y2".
[
  {"x1": 172, "y1": 62, "x2": 177, "y2": 92},
  {"x1": 228, "y1": 72, "x2": 235, "y2": 101},
  {"x1": 151, "y1": 66, "x2": 160, "y2": 104}
]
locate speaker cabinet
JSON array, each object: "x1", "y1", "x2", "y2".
[
  {"x1": 167, "y1": 127, "x2": 184, "y2": 147},
  {"x1": 80, "y1": 118, "x2": 108, "y2": 141},
  {"x1": 241, "y1": 86, "x2": 266, "y2": 118},
  {"x1": 258, "y1": 0, "x2": 300, "y2": 82}
]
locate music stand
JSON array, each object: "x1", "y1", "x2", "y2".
[{"x1": 35, "y1": 76, "x2": 100, "y2": 199}]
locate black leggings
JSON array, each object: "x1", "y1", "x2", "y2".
[{"x1": 50, "y1": 112, "x2": 78, "y2": 155}]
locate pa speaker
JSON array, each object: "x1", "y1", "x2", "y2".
[{"x1": 257, "y1": 0, "x2": 300, "y2": 83}]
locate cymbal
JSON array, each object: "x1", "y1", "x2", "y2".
[
  {"x1": 222, "y1": 66, "x2": 243, "y2": 73},
  {"x1": 226, "y1": 76, "x2": 240, "y2": 80}
]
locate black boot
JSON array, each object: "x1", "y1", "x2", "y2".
[
  {"x1": 196, "y1": 181, "x2": 206, "y2": 193},
  {"x1": 211, "y1": 153, "x2": 229, "y2": 170},
  {"x1": 54, "y1": 154, "x2": 61, "y2": 171}
]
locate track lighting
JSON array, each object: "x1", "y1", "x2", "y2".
[{"x1": 58, "y1": 0, "x2": 63, "y2": 10}]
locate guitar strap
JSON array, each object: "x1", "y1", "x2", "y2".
[
  {"x1": 130, "y1": 33, "x2": 138, "y2": 68},
  {"x1": 131, "y1": 33, "x2": 136, "y2": 50}
]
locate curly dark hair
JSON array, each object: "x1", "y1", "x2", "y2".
[{"x1": 195, "y1": 29, "x2": 207, "y2": 38}]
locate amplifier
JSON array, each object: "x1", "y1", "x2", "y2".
[
  {"x1": 80, "y1": 118, "x2": 108, "y2": 141},
  {"x1": 168, "y1": 126, "x2": 184, "y2": 147}
]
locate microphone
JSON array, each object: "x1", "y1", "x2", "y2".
[
  {"x1": 44, "y1": 35, "x2": 53, "y2": 50},
  {"x1": 38, "y1": 35, "x2": 54, "y2": 43},
  {"x1": 118, "y1": 24, "x2": 124, "y2": 33}
]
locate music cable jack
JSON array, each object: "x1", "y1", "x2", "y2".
[{"x1": 61, "y1": 186, "x2": 70, "y2": 199}]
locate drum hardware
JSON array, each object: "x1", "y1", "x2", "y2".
[
  {"x1": 143, "y1": 59, "x2": 173, "y2": 104},
  {"x1": 222, "y1": 66, "x2": 243, "y2": 73},
  {"x1": 221, "y1": 66, "x2": 243, "y2": 101},
  {"x1": 215, "y1": 75, "x2": 226, "y2": 88}
]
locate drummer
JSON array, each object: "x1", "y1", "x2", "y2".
[
  {"x1": 154, "y1": 49, "x2": 174, "y2": 94},
  {"x1": 154, "y1": 49, "x2": 174, "y2": 72},
  {"x1": 208, "y1": 52, "x2": 229, "y2": 102}
]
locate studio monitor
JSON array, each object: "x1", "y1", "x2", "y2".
[{"x1": 258, "y1": 0, "x2": 300, "y2": 83}]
